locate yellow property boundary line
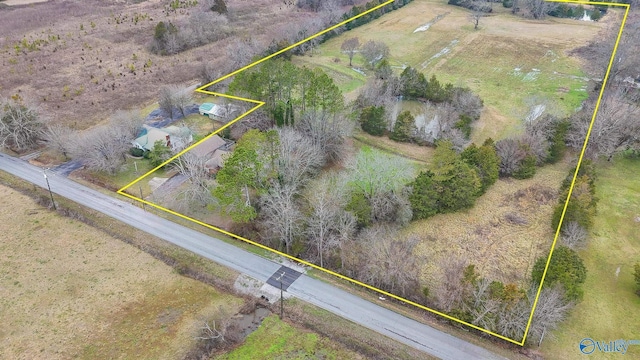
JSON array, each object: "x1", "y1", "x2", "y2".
[{"x1": 118, "y1": 0, "x2": 630, "y2": 346}]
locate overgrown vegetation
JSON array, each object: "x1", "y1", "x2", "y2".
[{"x1": 0, "y1": 96, "x2": 45, "y2": 152}]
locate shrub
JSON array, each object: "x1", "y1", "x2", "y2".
[
  {"x1": 531, "y1": 246, "x2": 587, "y2": 301},
  {"x1": 129, "y1": 147, "x2": 145, "y2": 157},
  {"x1": 454, "y1": 115, "x2": 473, "y2": 139},
  {"x1": 512, "y1": 151, "x2": 537, "y2": 179},
  {"x1": 210, "y1": 0, "x2": 227, "y2": 14},
  {"x1": 345, "y1": 191, "x2": 372, "y2": 229}
]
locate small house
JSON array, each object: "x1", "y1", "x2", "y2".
[
  {"x1": 199, "y1": 102, "x2": 242, "y2": 122},
  {"x1": 190, "y1": 134, "x2": 233, "y2": 173},
  {"x1": 133, "y1": 125, "x2": 192, "y2": 152}
]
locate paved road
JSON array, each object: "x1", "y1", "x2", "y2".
[{"x1": 0, "y1": 153, "x2": 507, "y2": 360}]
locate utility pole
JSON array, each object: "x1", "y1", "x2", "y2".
[
  {"x1": 276, "y1": 271, "x2": 286, "y2": 320},
  {"x1": 43, "y1": 169, "x2": 56, "y2": 210},
  {"x1": 134, "y1": 161, "x2": 145, "y2": 211}
]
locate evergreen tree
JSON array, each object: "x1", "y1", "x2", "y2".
[
  {"x1": 359, "y1": 105, "x2": 386, "y2": 136},
  {"x1": 461, "y1": 141, "x2": 499, "y2": 194},
  {"x1": 531, "y1": 246, "x2": 587, "y2": 301},
  {"x1": 425, "y1": 75, "x2": 453, "y2": 102},
  {"x1": 512, "y1": 151, "x2": 537, "y2": 179},
  {"x1": 273, "y1": 101, "x2": 285, "y2": 127},
  {"x1": 390, "y1": 111, "x2": 416, "y2": 142},
  {"x1": 546, "y1": 120, "x2": 570, "y2": 164},
  {"x1": 400, "y1": 67, "x2": 428, "y2": 99},
  {"x1": 431, "y1": 140, "x2": 481, "y2": 212},
  {"x1": 345, "y1": 190, "x2": 372, "y2": 228},
  {"x1": 552, "y1": 175, "x2": 597, "y2": 230},
  {"x1": 409, "y1": 170, "x2": 439, "y2": 219},
  {"x1": 148, "y1": 140, "x2": 171, "y2": 167}
]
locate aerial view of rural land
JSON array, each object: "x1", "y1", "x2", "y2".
[{"x1": 1, "y1": 0, "x2": 639, "y2": 359}]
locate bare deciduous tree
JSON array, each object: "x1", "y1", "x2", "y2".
[
  {"x1": 468, "y1": 10, "x2": 486, "y2": 31},
  {"x1": 496, "y1": 285, "x2": 573, "y2": 342},
  {"x1": 569, "y1": 92, "x2": 640, "y2": 160},
  {"x1": 451, "y1": 87, "x2": 484, "y2": 121},
  {"x1": 260, "y1": 182, "x2": 304, "y2": 254},
  {"x1": 355, "y1": 78, "x2": 401, "y2": 129},
  {"x1": 466, "y1": 278, "x2": 500, "y2": 330},
  {"x1": 44, "y1": 124, "x2": 73, "y2": 160},
  {"x1": 173, "y1": 152, "x2": 215, "y2": 207},
  {"x1": 306, "y1": 177, "x2": 355, "y2": 268},
  {"x1": 297, "y1": 111, "x2": 353, "y2": 165},
  {"x1": 71, "y1": 110, "x2": 144, "y2": 174},
  {"x1": 226, "y1": 37, "x2": 262, "y2": 70},
  {"x1": 495, "y1": 295, "x2": 530, "y2": 340},
  {"x1": 276, "y1": 127, "x2": 325, "y2": 189},
  {"x1": 159, "y1": 85, "x2": 194, "y2": 120},
  {"x1": 0, "y1": 98, "x2": 45, "y2": 151},
  {"x1": 360, "y1": 40, "x2": 389, "y2": 68},
  {"x1": 560, "y1": 221, "x2": 588, "y2": 250},
  {"x1": 351, "y1": 225, "x2": 423, "y2": 298},
  {"x1": 522, "y1": 0, "x2": 549, "y2": 19},
  {"x1": 341, "y1": 37, "x2": 360, "y2": 67},
  {"x1": 525, "y1": 285, "x2": 575, "y2": 345},
  {"x1": 369, "y1": 189, "x2": 413, "y2": 226},
  {"x1": 495, "y1": 138, "x2": 526, "y2": 176},
  {"x1": 434, "y1": 256, "x2": 471, "y2": 312}
]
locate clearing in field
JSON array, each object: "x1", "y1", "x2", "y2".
[
  {"x1": 118, "y1": 0, "x2": 631, "y2": 346},
  {"x1": 0, "y1": 184, "x2": 243, "y2": 359}
]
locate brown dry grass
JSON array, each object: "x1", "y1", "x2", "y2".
[
  {"x1": 0, "y1": 0, "x2": 325, "y2": 130},
  {"x1": 407, "y1": 159, "x2": 572, "y2": 287},
  {"x1": 3, "y1": 0, "x2": 49, "y2": 6},
  {"x1": 0, "y1": 184, "x2": 243, "y2": 359}
]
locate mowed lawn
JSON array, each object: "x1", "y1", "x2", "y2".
[
  {"x1": 294, "y1": 0, "x2": 609, "y2": 141},
  {"x1": 540, "y1": 157, "x2": 640, "y2": 359},
  {"x1": 0, "y1": 184, "x2": 243, "y2": 360}
]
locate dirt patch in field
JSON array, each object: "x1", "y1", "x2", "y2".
[
  {"x1": 0, "y1": 184, "x2": 242, "y2": 359},
  {"x1": 407, "y1": 159, "x2": 571, "y2": 287}
]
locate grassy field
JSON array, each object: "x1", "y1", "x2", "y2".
[
  {"x1": 294, "y1": 0, "x2": 609, "y2": 141},
  {"x1": 0, "y1": 183, "x2": 244, "y2": 360},
  {"x1": 406, "y1": 158, "x2": 571, "y2": 287},
  {"x1": 540, "y1": 157, "x2": 640, "y2": 359},
  {"x1": 0, "y1": 172, "x2": 432, "y2": 360},
  {"x1": 72, "y1": 156, "x2": 169, "y2": 194},
  {"x1": 216, "y1": 314, "x2": 365, "y2": 360}
]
